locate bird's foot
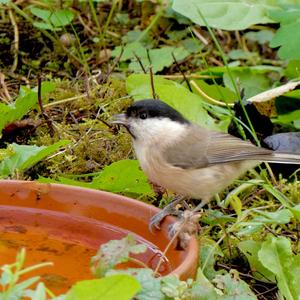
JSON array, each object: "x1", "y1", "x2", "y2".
[
  {"x1": 149, "y1": 205, "x2": 179, "y2": 232},
  {"x1": 168, "y1": 210, "x2": 202, "y2": 249},
  {"x1": 149, "y1": 196, "x2": 187, "y2": 232}
]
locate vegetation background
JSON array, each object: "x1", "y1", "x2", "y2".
[{"x1": 0, "y1": 0, "x2": 300, "y2": 299}]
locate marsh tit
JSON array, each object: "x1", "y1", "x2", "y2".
[{"x1": 113, "y1": 99, "x2": 300, "y2": 234}]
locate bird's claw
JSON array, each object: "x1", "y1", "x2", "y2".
[{"x1": 149, "y1": 209, "x2": 179, "y2": 232}]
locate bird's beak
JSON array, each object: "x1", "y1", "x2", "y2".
[{"x1": 111, "y1": 113, "x2": 128, "y2": 126}]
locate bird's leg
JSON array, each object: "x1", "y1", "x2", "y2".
[{"x1": 149, "y1": 195, "x2": 186, "y2": 231}]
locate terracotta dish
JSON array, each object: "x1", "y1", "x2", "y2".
[{"x1": 0, "y1": 180, "x2": 198, "y2": 293}]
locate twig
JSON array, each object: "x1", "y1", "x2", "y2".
[
  {"x1": 149, "y1": 66, "x2": 158, "y2": 99},
  {"x1": 154, "y1": 222, "x2": 185, "y2": 275},
  {"x1": 44, "y1": 93, "x2": 88, "y2": 108},
  {"x1": 164, "y1": 74, "x2": 219, "y2": 79},
  {"x1": 0, "y1": 73, "x2": 12, "y2": 103},
  {"x1": 190, "y1": 80, "x2": 234, "y2": 107},
  {"x1": 133, "y1": 51, "x2": 146, "y2": 74},
  {"x1": 171, "y1": 52, "x2": 192, "y2": 92},
  {"x1": 191, "y1": 27, "x2": 209, "y2": 45},
  {"x1": 8, "y1": 8, "x2": 19, "y2": 73},
  {"x1": 37, "y1": 76, "x2": 55, "y2": 136},
  {"x1": 104, "y1": 47, "x2": 125, "y2": 81}
]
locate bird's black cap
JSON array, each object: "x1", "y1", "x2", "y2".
[{"x1": 126, "y1": 99, "x2": 189, "y2": 124}]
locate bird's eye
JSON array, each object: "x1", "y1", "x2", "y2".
[{"x1": 139, "y1": 112, "x2": 147, "y2": 120}]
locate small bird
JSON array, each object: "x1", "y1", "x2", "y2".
[{"x1": 113, "y1": 99, "x2": 300, "y2": 242}]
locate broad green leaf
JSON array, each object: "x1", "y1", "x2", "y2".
[
  {"x1": 191, "y1": 267, "x2": 220, "y2": 300},
  {"x1": 191, "y1": 80, "x2": 237, "y2": 103},
  {"x1": 289, "y1": 204, "x2": 300, "y2": 222},
  {"x1": 30, "y1": 7, "x2": 74, "y2": 30},
  {"x1": 273, "y1": 109, "x2": 300, "y2": 129},
  {"x1": 227, "y1": 49, "x2": 259, "y2": 61},
  {"x1": 66, "y1": 275, "x2": 141, "y2": 300},
  {"x1": 244, "y1": 30, "x2": 274, "y2": 44},
  {"x1": 49, "y1": 9, "x2": 74, "y2": 27},
  {"x1": 92, "y1": 160, "x2": 152, "y2": 195},
  {"x1": 0, "y1": 82, "x2": 56, "y2": 133},
  {"x1": 238, "y1": 240, "x2": 275, "y2": 282},
  {"x1": 39, "y1": 160, "x2": 153, "y2": 197},
  {"x1": 250, "y1": 209, "x2": 292, "y2": 225},
  {"x1": 223, "y1": 69, "x2": 272, "y2": 98},
  {"x1": 32, "y1": 21, "x2": 54, "y2": 30},
  {"x1": 0, "y1": 141, "x2": 70, "y2": 177},
  {"x1": 126, "y1": 74, "x2": 231, "y2": 132},
  {"x1": 91, "y1": 234, "x2": 147, "y2": 277},
  {"x1": 107, "y1": 268, "x2": 164, "y2": 300},
  {"x1": 30, "y1": 7, "x2": 51, "y2": 22},
  {"x1": 258, "y1": 236, "x2": 300, "y2": 300},
  {"x1": 284, "y1": 60, "x2": 300, "y2": 79},
  {"x1": 172, "y1": 0, "x2": 276, "y2": 31},
  {"x1": 270, "y1": 6, "x2": 300, "y2": 59},
  {"x1": 198, "y1": 237, "x2": 223, "y2": 280},
  {"x1": 212, "y1": 270, "x2": 257, "y2": 299},
  {"x1": 161, "y1": 276, "x2": 191, "y2": 299},
  {"x1": 112, "y1": 42, "x2": 147, "y2": 61}
]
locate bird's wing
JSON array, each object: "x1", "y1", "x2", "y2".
[{"x1": 164, "y1": 125, "x2": 273, "y2": 169}]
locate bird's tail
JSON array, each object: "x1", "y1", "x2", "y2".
[{"x1": 262, "y1": 152, "x2": 300, "y2": 164}]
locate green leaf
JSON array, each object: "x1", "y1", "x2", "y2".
[
  {"x1": 238, "y1": 240, "x2": 275, "y2": 282},
  {"x1": 250, "y1": 209, "x2": 292, "y2": 225},
  {"x1": 223, "y1": 69, "x2": 272, "y2": 98},
  {"x1": 30, "y1": 7, "x2": 74, "y2": 31},
  {"x1": 91, "y1": 234, "x2": 147, "y2": 277},
  {"x1": 289, "y1": 204, "x2": 300, "y2": 222},
  {"x1": 160, "y1": 276, "x2": 191, "y2": 299},
  {"x1": 270, "y1": 6, "x2": 300, "y2": 59},
  {"x1": 192, "y1": 80, "x2": 237, "y2": 103},
  {"x1": 212, "y1": 270, "x2": 257, "y2": 299},
  {"x1": 258, "y1": 236, "x2": 300, "y2": 300},
  {"x1": 49, "y1": 9, "x2": 74, "y2": 27},
  {"x1": 30, "y1": 7, "x2": 51, "y2": 22},
  {"x1": 39, "y1": 160, "x2": 153, "y2": 197},
  {"x1": 0, "y1": 81, "x2": 56, "y2": 133},
  {"x1": 284, "y1": 60, "x2": 300, "y2": 79},
  {"x1": 198, "y1": 237, "x2": 223, "y2": 280},
  {"x1": 172, "y1": 0, "x2": 276, "y2": 31},
  {"x1": 126, "y1": 74, "x2": 231, "y2": 132},
  {"x1": 106, "y1": 268, "x2": 164, "y2": 300},
  {"x1": 66, "y1": 275, "x2": 141, "y2": 300},
  {"x1": 244, "y1": 30, "x2": 274, "y2": 44},
  {"x1": 0, "y1": 141, "x2": 70, "y2": 177},
  {"x1": 191, "y1": 268, "x2": 220, "y2": 300},
  {"x1": 92, "y1": 160, "x2": 152, "y2": 195}
]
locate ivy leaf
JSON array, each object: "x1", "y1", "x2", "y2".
[
  {"x1": 66, "y1": 275, "x2": 141, "y2": 300},
  {"x1": 258, "y1": 236, "x2": 300, "y2": 300},
  {"x1": 91, "y1": 234, "x2": 147, "y2": 277},
  {"x1": 172, "y1": 0, "x2": 276, "y2": 31}
]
